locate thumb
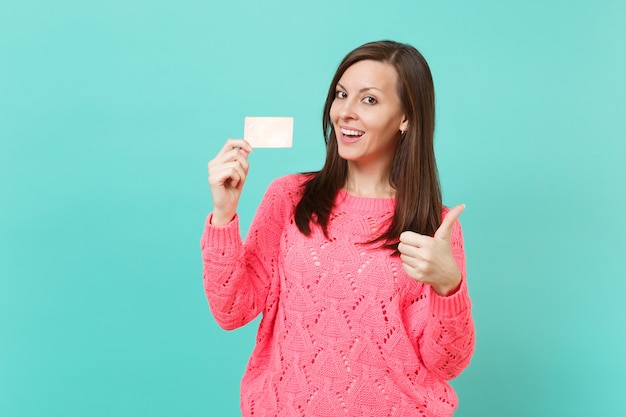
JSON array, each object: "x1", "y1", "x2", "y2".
[{"x1": 434, "y1": 204, "x2": 465, "y2": 240}]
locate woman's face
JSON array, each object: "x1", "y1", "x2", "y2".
[{"x1": 330, "y1": 59, "x2": 408, "y2": 172}]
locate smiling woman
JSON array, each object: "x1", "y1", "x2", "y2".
[
  {"x1": 297, "y1": 41, "x2": 441, "y2": 247},
  {"x1": 201, "y1": 40, "x2": 475, "y2": 417},
  {"x1": 331, "y1": 60, "x2": 408, "y2": 185}
]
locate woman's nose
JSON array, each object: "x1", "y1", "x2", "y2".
[{"x1": 339, "y1": 99, "x2": 357, "y2": 120}]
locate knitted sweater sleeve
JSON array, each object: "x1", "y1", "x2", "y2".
[
  {"x1": 200, "y1": 177, "x2": 292, "y2": 330},
  {"x1": 416, "y1": 218, "x2": 475, "y2": 381}
]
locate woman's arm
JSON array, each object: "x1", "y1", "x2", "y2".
[
  {"x1": 418, "y1": 220, "x2": 475, "y2": 380},
  {"x1": 201, "y1": 176, "x2": 295, "y2": 330}
]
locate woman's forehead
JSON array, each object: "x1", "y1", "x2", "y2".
[{"x1": 337, "y1": 60, "x2": 399, "y2": 91}]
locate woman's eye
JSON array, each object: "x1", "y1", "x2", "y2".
[
  {"x1": 363, "y1": 96, "x2": 377, "y2": 104},
  {"x1": 335, "y1": 90, "x2": 347, "y2": 99}
]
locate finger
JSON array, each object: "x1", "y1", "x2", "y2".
[
  {"x1": 397, "y1": 242, "x2": 412, "y2": 258},
  {"x1": 209, "y1": 147, "x2": 251, "y2": 174},
  {"x1": 221, "y1": 138, "x2": 253, "y2": 154},
  {"x1": 238, "y1": 153, "x2": 250, "y2": 175},
  {"x1": 226, "y1": 150, "x2": 250, "y2": 177},
  {"x1": 398, "y1": 240, "x2": 434, "y2": 269},
  {"x1": 219, "y1": 146, "x2": 251, "y2": 166},
  {"x1": 434, "y1": 204, "x2": 465, "y2": 240},
  {"x1": 231, "y1": 148, "x2": 250, "y2": 173},
  {"x1": 399, "y1": 231, "x2": 432, "y2": 248},
  {"x1": 209, "y1": 162, "x2": 247, "y2": 188},
  {"x1": 234, "y1": 146, "x2": 253, "y2": 162},
  {"x1": 213, "y1": 149, "x2": 247, "y2": 169},
  {"x1": 401, "y1": 262, "x2": 423, "y2": 282},
  {"x1": 399, "y1": 253, "x2": 418, "y2": 268},
  {"x1": 226, "y1": 163, "x2": 247, "y2": 188},
  {"x1": 208, "y1": 165, "x2": 237, "y2": 187}
]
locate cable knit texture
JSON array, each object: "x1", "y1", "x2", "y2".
[{"x1": 201, "y1": 174, "x2": 475, "y2": 417}]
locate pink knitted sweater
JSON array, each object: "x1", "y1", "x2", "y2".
[{"x1": 201, "y1": 174, "x2": 475, "y2": 417}]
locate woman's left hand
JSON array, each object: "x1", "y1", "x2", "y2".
[{"x1": 398, "y1": 204, "x2": 465, "y2": 296}]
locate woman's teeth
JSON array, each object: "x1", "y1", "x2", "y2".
[{"x1": 341, "y1": 128, "x2": 364, "y2": 137}]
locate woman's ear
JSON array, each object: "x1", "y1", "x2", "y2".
[{"x1": 399, "y1": 116, "x2": 409, "y2": 134}]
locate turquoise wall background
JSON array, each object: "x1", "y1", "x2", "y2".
[{"x1": 2, "y1": 1, "x2": 625, "y2": 416}]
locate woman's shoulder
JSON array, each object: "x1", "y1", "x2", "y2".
[
  {"x1": 267, "y1": 173, "x2": 314, "y2": 194},
  {"x1": 261, "y1": 173, "x2": 315, "y2": 213}
]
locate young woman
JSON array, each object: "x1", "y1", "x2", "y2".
[{"x1": 202, "y1": 40, "x2": 475, "y2": 417}]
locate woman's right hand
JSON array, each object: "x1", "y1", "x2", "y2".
[{"x1": 207, "y1": 139, "x2": 253, "y2": 225}]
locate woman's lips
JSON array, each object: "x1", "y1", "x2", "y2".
[{"x1": 339, "y1": 127, "x2": 365, "y2": 143}]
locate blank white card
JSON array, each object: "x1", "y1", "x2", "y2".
[{"x1": 244, "y1": 117, "x2": 293, "y2": 148}]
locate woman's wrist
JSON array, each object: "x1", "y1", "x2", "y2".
[
  {"x1": 431, "y1": 274, "x2": 462, "y2": 297},
  {"x1": 210, "y1": 211, "x2": 236, "y2": 226}
]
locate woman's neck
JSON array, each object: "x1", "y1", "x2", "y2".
[{"x1": 343, "y1": 168, "x2": 395, "y2": 199}]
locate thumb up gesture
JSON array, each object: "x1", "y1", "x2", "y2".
[{"x1": 398, "y1": 204, "x2": 465, "y2": 296}]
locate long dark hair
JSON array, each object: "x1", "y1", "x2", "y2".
[{"x1": 294, "y1": 40, "x2": 442, "y2": 250}]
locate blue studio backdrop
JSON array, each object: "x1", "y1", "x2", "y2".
[{"x1": 1, "y1": 1, "x2": 625, "y2": 416}]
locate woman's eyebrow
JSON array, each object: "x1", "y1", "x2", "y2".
[{"x1": 336, "y1": 82, "x2": 383, "y2": 94}]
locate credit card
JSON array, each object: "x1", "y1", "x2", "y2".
[{"x1": 244, "y1": 116, "x2": 293, "y2": 148}]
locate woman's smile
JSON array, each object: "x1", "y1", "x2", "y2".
[{"x1": 339, "y1": 126, "x2": 365, "y2": 143}]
